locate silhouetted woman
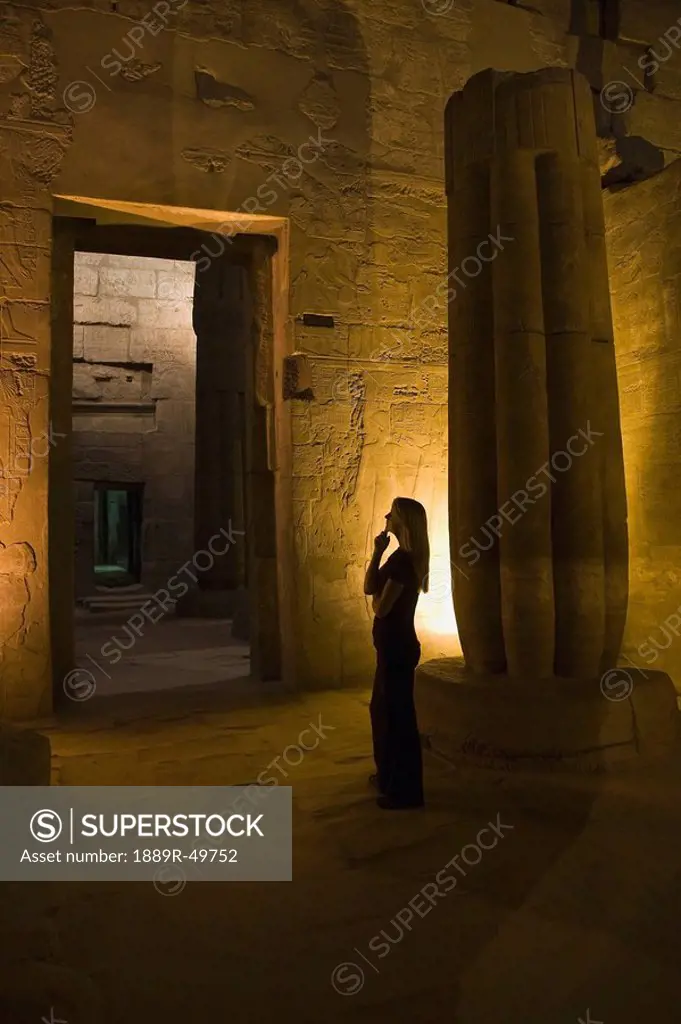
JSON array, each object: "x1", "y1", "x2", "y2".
[{"x1": 363, "y1": 497, "x2": 430, "y2": 809}]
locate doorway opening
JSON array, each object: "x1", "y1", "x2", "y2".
[
  {"x1": 93, "y1": 483, "x2": 143, "y2": 585},
  {"x1": 71, "y1": 248, "x2": 198, "y2": 615},
  {"x1": 50, "y1": 220, "x2": 283, "y2": 703}
]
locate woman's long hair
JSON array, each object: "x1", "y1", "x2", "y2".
[{"x1": 394, "y1": 497, "x2": 430, "y2": 593}]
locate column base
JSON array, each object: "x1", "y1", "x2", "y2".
[
  {"x1": 0, "y1": 724, "x2": 52, "y2": 784},
  {"x1": 416, "y1": 657, "x2": 680, "y2": 772}
]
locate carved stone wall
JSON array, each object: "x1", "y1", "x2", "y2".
[
  {"x1": 0, "y1": 6, "x2": 71, "y2": 717},
  {"x1": 605, "y1": 158, "x2": 681, "y2": 689}
]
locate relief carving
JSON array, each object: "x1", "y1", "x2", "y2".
[
  {"x1": 181, "y1": 147, "x2": 231, "y2": 173},
  {"x1": 249, "y1": 244, "x2": 275, "y2": 408},
  {"x1": 119, "y1": 59, "x2": 162, "y2": 81},
  {"x1": 195, "y1": 68, "x2": 255, "y2": 110},
  {"x1": 0, "y1": 355, "x2": 40, "y2": 525},
  {"x1": 0, "y1": 540, "x2": 37, "y2": 650},
  {"x1": 0, "y1": 54, "x2": 25, "y2": 84},
  {"x1": 298, "y1": 71, "x2": 340, "y2": 130}
]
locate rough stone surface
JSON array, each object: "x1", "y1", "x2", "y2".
[
  {"x1": 297, "y1": 71, "x2": 341, "y2": 128},
  {"x1": 416, "y1": 657, "x2": 680, "y2": 771},
  {"x1": 119, "y1": 60, "x2": 162, "y2": 83},
  {"x1": 605, "y1": 157, "x2": 681, "y2": 691},
  {"x1": 195, "y1": 68, "x2": 256, "y2": 110},
  {"x1": 181, "y1": 147, "x2": 231, "y2": 173},
  {"x1": 0, "y1": 721, "x2": 51, "y2": 783}
]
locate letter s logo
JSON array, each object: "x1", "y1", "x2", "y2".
[{"x1": 30, "y1": 809, "x2": 63, "y2": 843}]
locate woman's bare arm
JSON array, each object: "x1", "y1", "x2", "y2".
[
  {"x1": 373, "y1": 579, "x2": 404, "y2": 618},
  {"x1": 364, "y1": 550, "x2": 382, "y2": 594}
]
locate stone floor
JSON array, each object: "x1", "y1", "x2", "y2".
[
  {"x1": 3, "y1": 681, "x2": 681, "y2": 1024},
  {"x1": 71, "y1": 614, "x2": 250, "y2": 697}
]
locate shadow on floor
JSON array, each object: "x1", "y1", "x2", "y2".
[{"x1": 7, "y1": 685, "x2": 679, "y2": 1022}]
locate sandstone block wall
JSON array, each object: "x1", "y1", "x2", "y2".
[
  {"x1": 605, "y1": 159, "x2": 681, "y2": 689},
  {"x1": 72, "y1": 253, "x2": 196, "y2": 595},
  {"x1": 3, "y1": 0, "x2": 681, "y2": 713}
]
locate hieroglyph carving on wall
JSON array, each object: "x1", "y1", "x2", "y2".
[
  {"x1": 0, "y1": 353, "x2": 38, "y2": 526},
  {"x1": 0, "y1": 540, "x2": 37, "y2": 651}
]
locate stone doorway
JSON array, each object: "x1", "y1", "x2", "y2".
[{"x1": 49, "y1": 214, "x2": 286, "y2": 708}]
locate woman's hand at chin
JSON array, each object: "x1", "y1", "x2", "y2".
[{"x1": 374, "y1": 531, "x2": 389, "y2": 555}]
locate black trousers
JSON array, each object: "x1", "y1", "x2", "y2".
[{"x1": 370, "y1": 642, "x2": 423, "y2": 805}]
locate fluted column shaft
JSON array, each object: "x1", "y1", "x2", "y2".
[
  {"x1": 491, "y1": 148, "x2": 554, "y2": 677},
  {"x1": 445, "y1": 68, "x2": 628, "y2": 679}
]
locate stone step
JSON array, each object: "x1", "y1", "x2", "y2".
[{"x1": 81, "y1": 593, "x2": 172, "y2": 613}]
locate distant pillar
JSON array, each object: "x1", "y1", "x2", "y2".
[
  {"x1": 245, "y1": 239, "x2": 281, "y2": 681},
  {"x1": 192, "y1": 258, "x2": 247, "y2": 593},
  {"x1": 233, "y1": 390, "x2": 247, "y2": 587},
  {"x1": 49, "y1": 218, "x2": 77, "y2": 704},
  {"x1": 445, "y1": 68, "x2": 628, "y2": 679}
]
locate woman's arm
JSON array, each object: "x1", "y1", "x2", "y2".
[
  {"x1": 373, "y1": 579, "x2": 404, "y2": 618},
  {"x1": 364, "y1": 550, "x2": 382, "y2": 595}
]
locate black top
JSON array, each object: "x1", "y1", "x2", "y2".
[{"x1": 372, "y1": 548, "x2": 420, "y2": 650}]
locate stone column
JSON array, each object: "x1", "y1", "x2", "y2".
[
  {"x1": 580, "y1": 162, "x2": 629, "y2": 672},
  {"x1": 535, "y1": 149, "x2": 605, "y2": 677},
  {"x1": 0, "y1": 120, "x2": 69, "y2": 719},
  {"x1": 491, "y1": 144, "x2": 554, "y2": 677},
  {"x1": 192, "y1": 257, "x2": 247, "y2": 594},
  {"x1": 445, "y1": 88, "x2": 505, "y2": 674},
  {"x1": 232, "y1": 390, "x2": 247, "y2": 587},
  {"x1": 49, "y1": 218, "x2": 77, "y2": 702},
  {"x1": 245, "y1": 239, "x2": 281, "y2": 682},
  {"x1": 444, "y1": 68, "x2": 627, "y2": 679}
]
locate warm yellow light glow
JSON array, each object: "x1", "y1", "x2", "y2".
[
  {"x1": 53, "y1": 195, "x2": 287, "y2": 235},
  {"x1": 415, "y1": 515, "x2": 462, "y2": 659},
  {"x1": 417, "y1": 591, "x2": 458, "y2": 636}
]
